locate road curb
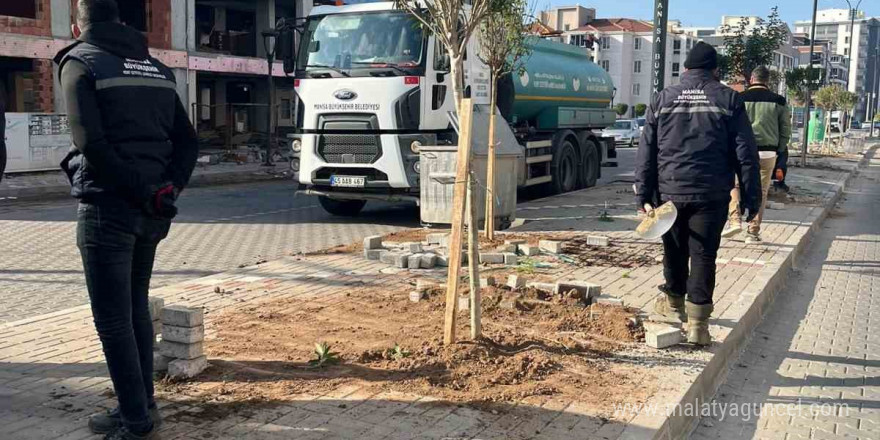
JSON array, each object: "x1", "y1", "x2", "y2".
[
  {"x1": 621, "y1": 145, "x2": 876, "y2": 440},
  {"x1": 0, "y1": 168, "x2": 287, "y2": 201}
]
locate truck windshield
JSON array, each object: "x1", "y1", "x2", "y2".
[{"x1": 298, "y1": 11, "x2": 425, "y2": 75}]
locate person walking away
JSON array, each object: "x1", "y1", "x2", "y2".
[
  {"x1": 54, "y1": 0, "x2": 198, "y2": 438},
  {"x1": 722, "y1": 66, "x2": 791, "y2": 243},
  {"x1": 636, "y1": 42, "x2": 762, "y2": 345}
]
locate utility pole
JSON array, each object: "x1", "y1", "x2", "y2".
[
  {"x1": 651, "y1": 0, "x2": 669, "y2": 95},
  {"x1": 802, "y1": 0, "x2": 819, "y2": 167}
]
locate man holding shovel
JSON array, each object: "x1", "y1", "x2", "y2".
[{"x1": 635, "y1": 42, "x2": 762, "y2": 345}]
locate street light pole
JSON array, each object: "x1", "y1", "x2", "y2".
[
  {"x1": 802, "y1": 0, "x2": 819, "y2": 167},
  {"x1": 844, "y1": 0, "x2": 863, "y2": 91},
  {"x1": 262, "y1": 29, "x2": 278, "y2": 167}
]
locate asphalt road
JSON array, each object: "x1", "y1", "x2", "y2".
[{"x1": 0, "y1": 149, "x2": 637, "y2": 324}]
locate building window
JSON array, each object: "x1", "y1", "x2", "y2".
[
  {"x1": 845, "y1": 48, "x2": 849, "y2": 56},
  {"x1": 600, "y1": 60, "x2": 610, "y2": 72},
  {"x1": 0, "y1": 1, "x2": 37, "y2": 18},
  {"x1": 633, "y1": 60, "x2": 641, "y2": 73},
  {"x1": 672, "y1": 62, "x2": 680, "y2": 77},
  {"x1": 118, "y1": 0, "x2": 148, "y2": 32},
  {"x1": 673, "y1": 40, "x2": 681, "y2": 55},
  {"x1": 634, "y1": 38, "x2": 642, "y2": 50},
  {"x1": 570, "y1": 34, "x2": 591, "y2": 48},
  {"x1": 632, "y1": 83, "x2": 641, "y2": 96},
  {"x1": 600, "y1": 37, "x2": 610, "y2": 50},
  {"x1": 564, "y1": 24, "x2": 571, "y2": 31}
]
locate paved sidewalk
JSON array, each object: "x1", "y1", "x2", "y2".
[
  {"x1": 690, "y1": 152, "x2": 880, "y2": 438},
  {"x1": 0, "y1": 150, "x2": 870, "y2": 439},
  {"x1": 0, "y1": 162, "x2": 287, "y2": 200}
]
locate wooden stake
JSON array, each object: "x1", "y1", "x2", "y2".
[
  {"x1": 484, "y1": 72, "x2": 498, "y2": 240},
  {"x1": 443, "y1": 99, "x2": 474, "y2": 345},
  {"x1": 467, "y1": 174, "x2": 482, "y2": 340}
]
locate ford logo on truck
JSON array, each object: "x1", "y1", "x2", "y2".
[{"x1": 334, "y1": 89, "x2": 357, "y2": 101}]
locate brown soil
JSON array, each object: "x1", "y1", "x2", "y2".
[
  {"x1": 562, "y1": 239, "x2": 663, "y2": 269},
  {"x1": 159, "y1": 285, "x2": 651, "y2": 415}
]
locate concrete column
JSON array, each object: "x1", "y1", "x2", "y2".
[
  {"x1": 187, "y1": 70, "x2": 198, "y2": 124},
  {"x1": 214, "y1": 79, "x2": 227, "y2": 129},
  {"x1": 51, "y1": 0, "x2": 72, "y2": 38},
  {"x1": 171, "y1": 0, "x2": 188, "y2": 51},
  {"x1": 256, "y1": 0, "x2": 276, "y2": 58},
  {"x1": 187, "y1": 0, "x2": 197, "y2": 51}
]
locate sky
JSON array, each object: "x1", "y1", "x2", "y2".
[{"x1": 544, "y1": 0, "x2": 880, "y2": 28}]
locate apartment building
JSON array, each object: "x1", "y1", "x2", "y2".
[
  {"x1": 1, "y1": 0, "x2": 303, "y2": 169},
  {"x1": 791, "y1": 35, "x2": 847, "y2": 88},
  {"x1": 794, "y1": 8, "x2": 880, "y2": 122},
  {"x1": 537, "y1": 6, "x2": 699, "y2": 117}
]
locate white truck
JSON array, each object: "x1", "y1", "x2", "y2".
[{"x1": 285, "y1": 1, "x2": 619, "y2": 218}]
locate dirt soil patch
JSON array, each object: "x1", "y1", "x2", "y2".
[
  {"x1": 159, "y1": 285, "x2": 653, "y2": 417},
  {"x1": 562, "y1": 239, "x2": 662, "y2": 269}
]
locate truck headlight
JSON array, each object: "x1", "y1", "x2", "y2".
[
  {"x1": 292, "y1": 139, "x2": 302, "y2": 153},
  {"x1": 291, "y1": 159, "x2": 300, "y2": 172},
  {"x1": 413, "y1": 161, "x2": 421, "y2": 174},
  {"x1": 410, "y1": 140, "x2": 422, "y2": 154}
]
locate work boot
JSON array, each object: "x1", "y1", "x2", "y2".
[
  {"x1": 685, "y1": 302, "x2": 714, "y2": 346},
  {"x1": 89, "y1": 406, "x2": 162, "y2": 435},
  {"x1": 652, "y1": 289, "x2": 687, "y2": 324},
  {"x1": 103, "y1": 425, "x2": 159, "y2": 440}
]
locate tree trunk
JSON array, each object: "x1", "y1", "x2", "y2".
[
  {"x1": 449, "y1": 54, "x2": 465, "y2": 116},
  {"x1": 484, "y1": 70, "x2": 498, "y2": 239},
  {"x1": 466, "y1": 175, "x2": 481, "y2": 340}
]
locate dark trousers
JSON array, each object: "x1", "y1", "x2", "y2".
[
  {"x1": 77, "y1": 203, "x2": 170, "y2": 432},
  {"x1": 661, "y1": 198, "x2": 729, "y2": 305},
  {"x1": 774, "y1": 149, "x2": 788, "y2": 183}
]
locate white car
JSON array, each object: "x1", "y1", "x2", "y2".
[{"x1": 602, "y1": 119, "x2": 641, "y2": 148}]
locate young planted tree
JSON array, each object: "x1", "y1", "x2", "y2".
[
  {"x1": 837, "y1": 89, "x2": 857, "y2": 134},
  {"x1": 478, "y1": 0, "x2": 532, "y2": 239},
  {"x1": 720, "y1": 7, "x2": 788, "y2": 85},
  {"x1": 634, "y1": 103, "x2": 648, "y2": 118},
  {"x1": 784, "y1": 67, "x2": 822, "y2": 107},
  {"x1": 614, "y1": 103, "x2": 629, "y2": 117},
  {"x1": 813, "y1": 85, "x2": 840, "y2": 149}
]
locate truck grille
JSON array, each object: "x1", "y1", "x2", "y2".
[{"x1": 318, "y1": 134, "x2": 381, "y2": 164}]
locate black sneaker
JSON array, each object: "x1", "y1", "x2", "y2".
[
  {"x1": 103, "y1": 425, "x2": 159, "y2": 440},
  {"x1": 89, "y1": 406, "x2": 162, "y2": 434},
  {"x1": 773, "y1": 181, "x2": 790, "y2": 193}
]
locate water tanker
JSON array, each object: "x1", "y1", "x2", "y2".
[
  {"x1": 498, "y1": 37, "x2": 617, "y2": 130},
  {"x1": 285, "y1": 2, "x2": 619, "y2": 220}
]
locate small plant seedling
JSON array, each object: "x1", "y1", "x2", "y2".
[
  {"x1": 598, "y1": 211, "x2": 614, "y2": 222},
  {"x1": 621, "y1": 271, "x2": 631, "y2": 279},
  {"x1": 516, "y1": 258, "x2": 538, "y2": 274},
  {"x1": 309, "y1": 342, "x2": 339, "y2": 367},
  {"x1": 388, "y1": 343, "x2": 411, "y2": 360}
]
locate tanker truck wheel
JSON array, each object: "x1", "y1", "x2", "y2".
[
  {"x1": 580, "y1": 140, "x2": 600, "y2": 188},
  {"x1": 551, "y1": 140, "x2": 579, "y2": 195},
  {"x1": 318, "y1": 197, "x2": 367, "y2": 217}
]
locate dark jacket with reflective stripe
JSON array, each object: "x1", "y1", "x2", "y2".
[
  {"x1": 54, "y1": 22, "x2": 198, "y2": 205},
  {"x1": 636, "y1": 69, "x2": 762, "y2": 212}
]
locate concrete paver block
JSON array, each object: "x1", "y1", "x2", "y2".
[
  {"x1": 148, "y1": 296, "x2": 164, "y2": 321},
  {"x1": 503, "y1": 253, "x2": 518, "y2": 265},
  {"x1": 364, "y1": 249, "x2": 386, "y2": 260},
  {"x1": 498, "y1": 244, "x2": 518, "y2": 253},
  {"x1": 539, "y1": 240, "x2": 564, "y2": 254},
  {"x1": 408, "y1": 254, "x2": 423, "y2": 269},
  {"x1": 586, "y1": 236, "x2": 610, "y2": 247},
  {"x1": 507, "y1": 275, "x2": 527, "y2": 290},
  {"x1": 436, "y1": 255, "x2": 449, "y2": 267},
  {"x1": 646, "y1": 326, "x2": 683, "y2": 349},
  {"x1": 152, "y1": 320, "x2": 162, "y2": 338},
  {"x1": 160, "y1": 305, "x2": 204, "y2": 328},
  {"x1": 168, "y1": 356, "x2": 208, "y2": 379},
  {"x1": 416, "y1": 279, "x2": 438, "y2": 292},
  {"x1": 420, "y1": 254, "x2": 437, "y2": 269},
  {"x1": 426, "y1": 233, "x2": 447, "y2": 245},
  {"x1": 409, "y1": 291, "x2": 425, "y2": 303},
  {"x1": 364, "y1": 235, "x2": 383, "y2": 250},
  {"x1": 405, "y1": 242, "x2": 423, "y2": 253},
  {"x1": 162, "y1": 325, "x2": 205, "y2": 344},
  {"x1": 159, "y1": 340, "x2": 204, "y2": 360},
  {"x1": 380, "y1": 252, "x2": 397, "y2": 265},
  {"x1": 595, "y1": 295, "x2": 624, "y2": 307},
  {"x1": 480, "y1": 276, "x2": 496, "y2": 288},
  {"x1": 527, "y1": 282, "x2": 556, "y2": 293},
  {"x1": 394, "y1": 253, "x2": 413, "y2": 268},
  {"x1": 480, "y1": 253, "x2": 505, "y2": 264},
  {"x1": 555, "y1": 281, "x2": 601, "y2": 301},
  {"x1": 153, "y1": 352, "x2": 172, "y2": 372},
  {"x1": 458, "y1": 296, "x2": 470, "y2": 311},
  {"x1": 520, "y1": 244, "x2": 540, "y2": 256},
  {"x1": 505, "y1": 239, "x2": 527, "y2": 246}
]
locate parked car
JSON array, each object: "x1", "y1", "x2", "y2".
[
  {"x1": 636, "y1": 117, "x2": 646, "y2": 133},
  {"x1": 601, "y1": 119, "x2": 641, "y2": 148}
]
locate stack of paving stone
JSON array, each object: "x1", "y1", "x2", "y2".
[
  {"x1": 363, "y1": 234, "x2": 554, "y2": 269},
  {"x1": 148, "y1": 296, "x2": 164, "y2": 342},
  {"x1": 158, "y1": 305, "x2": 208, "y2": 379}
]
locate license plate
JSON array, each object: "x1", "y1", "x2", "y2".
[{"x1": 330, "y1": 175, "x2": 366, "y2": 187}]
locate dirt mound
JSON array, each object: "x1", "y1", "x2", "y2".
[{"x1": 159, "y1": 285, "x2": 652, "y2": 410}]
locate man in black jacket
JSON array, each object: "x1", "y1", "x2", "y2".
[
  {"x1": 636, "y1": 42, "x2": 761, "y2": 345},
  {"x1": 54, "y1": 1, "x2": 198, "y2": 438}
]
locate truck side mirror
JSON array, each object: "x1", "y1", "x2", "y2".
[{"x1": 277, "y1": 29, "x2": 296, "y2": 74}]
